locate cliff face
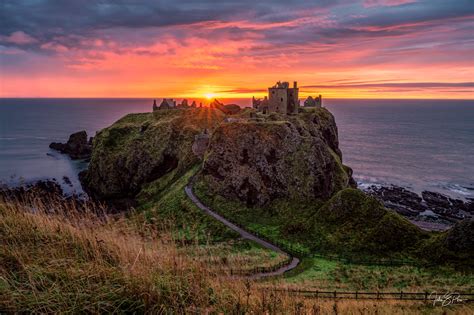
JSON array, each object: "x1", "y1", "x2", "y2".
[
  {"x1": 80, "y1": 108, "x2": 224, "y2": 200},
  {"x1": 81, "y1": 107, "x2": 354, "y2": 206},
  {"x1": 199, "y1": 108, "x2": 356, "y2": 206}
]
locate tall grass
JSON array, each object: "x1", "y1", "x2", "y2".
[{"x1": 1, "y1": 195, "x2": 471, "y2": 314}]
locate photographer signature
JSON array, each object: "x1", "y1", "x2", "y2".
[{"x1": 429, "y1": 291, "x2": 464, "y2": 307}]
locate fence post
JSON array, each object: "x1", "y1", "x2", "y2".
[
  {"x1": 400, "y1": 291, "x2": 403, "y2": 300},
  {"x1": 376, "y1": 291, "x2": 380, "y2": 300},
  {"x1": 355, "y1": 291, "x2": 358, "y2": 300},
  {"x1": 316, "y1": 290, "x2": 319, "y2": 298},
  {"x1": 334, "y1": 291, "x2": 337, "y2": 298},
  {"x1": 424, "y1": 292, "x2": 428, "y2": 301}
]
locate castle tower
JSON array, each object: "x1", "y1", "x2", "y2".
[{"x1": 268, "y1": 81, "x2": 299, "y2": 114}]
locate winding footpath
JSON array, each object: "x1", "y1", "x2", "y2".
[{"x1": 185, "y1": 183, "x2": 300, "y2": 279}]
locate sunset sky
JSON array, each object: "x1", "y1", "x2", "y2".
[{"x1": 1, "y1": 0, "x2": 473, "y2": 99}]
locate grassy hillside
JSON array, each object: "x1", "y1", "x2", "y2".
[
  {"x1": 2, "y1": 198, "x2": 472, "y2": 314},
  {"x1": 194, "y1": 179, "x2": 472, "y2": 267}
]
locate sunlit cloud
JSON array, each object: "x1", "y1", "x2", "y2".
[{"x1": 0, "y1": 0, "x2": 473, "y2": 99}]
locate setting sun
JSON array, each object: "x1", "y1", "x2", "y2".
[{"x1": 204, "y1": 93, "x2": 215, "y2": 100}]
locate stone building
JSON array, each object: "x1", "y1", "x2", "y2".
[
  {"x1": 177, "y1": 99, "x2": 189, "y2": 108},
  {"x1": 252, "y1": 81, "x2": 300, "y2": 114},
  {"x1": 304, "y1": 95, "x2": 322, "y2": 107},
  {"x1": 153, "y1": 98, "x2": 177, "y2": 111}
]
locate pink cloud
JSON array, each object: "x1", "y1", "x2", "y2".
[
  {"x1": 363, "y1": 0, "x2": 416, "y2": 8},
  {"x1": 1, "y1": 31, "x2": 37, "y2": 45},
  {"x1": 40, "y1": 42, "x2": 69, "y2": 53}
]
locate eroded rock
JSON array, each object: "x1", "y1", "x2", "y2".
[
  {"x1": 199, "y1": 108, "x2": 355, "y2": 206},
  {"x1": 49, "y1": 130, "x2": 92, "y2": 160}
]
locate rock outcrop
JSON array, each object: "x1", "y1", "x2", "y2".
[
  {"x1": 80, "y1": 109, "x2": 224, "y2": 200},
  {"x1": 81, "y1": 106, "x2": 354, "y2": 207},
  {"x1": 199, "y1": 108, "x2": 356, "y2": 206},
  {"x1": 366, "y1": 185, "x2": 471, "y2": 220},
  {"x1": 367, "y1": 186, "x2": 426, "y2": 216},
  {"x1": 49, "y1": 130, "x2": 92, "y2": 160},
  {"x1": 0, "y1": 180, "x2": 64, "y2": 204}
]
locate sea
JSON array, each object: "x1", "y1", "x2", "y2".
[{"x1": 1, "y1": 98, "x2": 473, "y2": 200}]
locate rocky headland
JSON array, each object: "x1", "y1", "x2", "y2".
[
  {"x1": 79, "y1": 107, "x2": 356, "y2": 206},
  {"x1": 31, "y1": 104, "x2": 473, "y2": 264}
]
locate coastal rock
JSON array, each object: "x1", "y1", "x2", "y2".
[
  {"x1": 366, "y1": 185, "x2": 425, "y2": 216},
  {"x1": 199, "y1": 108, "x2": 355, "y2": 206},
  {"x1": 422, "y1": 191, "x2": 461, "y2": 216},
  {"x1": 0, "y1": 180, "x2": 63, "y2": 203},
  {"x1": 49, "y1": 130, "x2": 92, "y2": 160},
  {"x1": 366, "y1": 185, "x2": 471, "y2": 222},
  {"x1": 466, "y1": 200, "x2": 474, "y2": 213}
]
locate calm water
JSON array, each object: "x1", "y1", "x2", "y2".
[{"x1": 1, "y1": 98, "x2": 473, "y2": 199}]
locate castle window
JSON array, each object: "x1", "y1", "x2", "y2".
[{"x1": 281, "y1": 98, "x2": 283, "y2": 102}]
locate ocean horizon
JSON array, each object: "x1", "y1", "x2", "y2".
[{"x1": 1, "y1": 97, "x2": 473, "y2": 200}]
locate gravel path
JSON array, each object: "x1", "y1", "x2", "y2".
[{"x1": 185, "y1": 184, "x2": 300, "y2": 278}]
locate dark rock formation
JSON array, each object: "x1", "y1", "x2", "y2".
[
  {"x1": 366, "y1": 185, "x2": 471, "y2": 221},
  {"x1": 421, "y1": 191, "x2": 465, "y2": 216},
  {"x1": 199, "y1": 108, "x2": 355, "y2": 206},
  {"x1": 0, "y1": 180, "x2": 63, "y2": 203},
  {"x1": 366, "y1": 185, "x2": 426, "y2": 216},
  {"x1": 466, "y1": 199, "x2": 474, "y2": 213},
  {"x1": 49, "y1": 130, "x2": 92, "y2": 160}
]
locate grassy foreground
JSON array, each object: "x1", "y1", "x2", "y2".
[{"x1": 0, "y1": 198, "x2": 472, "y2": 313}]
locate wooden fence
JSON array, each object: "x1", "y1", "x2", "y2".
[{"x1": 262, "y1": 288, "x2": 474, "y2": 302}]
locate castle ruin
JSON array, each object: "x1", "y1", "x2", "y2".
[
  {"x1": 304, "y1": 95, "x2": 322, "y2": 107},
  {"x1": 252, "y1": 81, "x2": 300, "y2": 115},
  {"x1": 153, "y1": 98, "x2": 200, "y2": 111}
]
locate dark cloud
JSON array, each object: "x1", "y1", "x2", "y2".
[{"x1": 0, "y1": 0, "x2": 472, "y2": 61}]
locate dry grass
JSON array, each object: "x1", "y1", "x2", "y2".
[{"x1": 1, "y1": 196, "x2": 472, "y2": 314}]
